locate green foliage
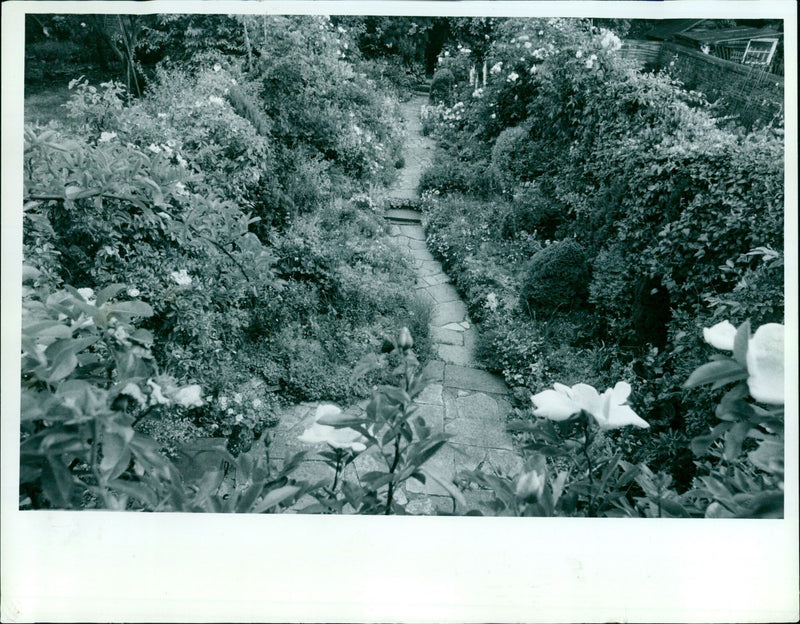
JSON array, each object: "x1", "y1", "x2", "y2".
[
  {"x1": 418, "y1": 17, "x2": 783, "y2": 493},
  {"x1": 21, "y1": 15, "x2": 431, "y2": 483},
  {"x1": 520, "y1": 240, "x2": 589, "y2": 313},
  {"x1": 19, "y1": 274, "x2": 195, "y2": 510},
  {"x1": 429, "y1": 68, "x2": 456, "y2": 105},
  {"x1": 298, "y1": 330, "x2": 458, "y2": 515},
  {"x1": 419, "y1": 151, "x2": 496, "y2": 198}
]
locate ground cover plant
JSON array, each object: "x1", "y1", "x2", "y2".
[{"x1": 18, "y1": 15, "x2": 786, "y2": 518}]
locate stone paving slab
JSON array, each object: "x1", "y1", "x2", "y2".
[
  {"x1": 406, "y1": 494, "x2": 455, "y2": 515},
  {"x1": 418, "y1": 260, "x2": 444, "y2": 276},
  {"x1": 421, "y1": 273, "x2": 451, "y2": 286},
  {"x1": 443, "y1": 364, "x2": 508, "y2": 395},
  {"x1": 446, "y1": 418, "x2": 515, "y2": 451},
  {"x1": 399, "y1": 224, "x2": 426, "y2": 240},
  {"x1": 452, "y1": 444, "x2": 523, "y2": 477},
  {"x1": 430, "y1": 300, "x2": 469, "y2": 326},
  {"x1": 452, "y1": 392, "x2": 501, "y2": 421},
  {"x1": 460, "y1": 490, "x2": 499, "y2": 515},
  {"x1": 410, "y1": 402, "x2": 445, "y2": 437},
  {"x1": 431, "y1": 327, "x2": 464, "y2": 346},
  {"x1": 422, "y1": 359, "x2": 445, "y2": 382},
  {"x1": 408, "y1": 239, "x2": 429, "y2": 251},
  {"x1": 416, "y1": 383, "x2": 444, "y2": 406},
  {"x1": 426, "y1": 282, "x2": 461, "y2": 303},
  {"x1": 405, "y1": 445, "x2": 456, "y2": 496},
  {"x1": 435, "y1": 344, "x2": 476, "y2": 367}
]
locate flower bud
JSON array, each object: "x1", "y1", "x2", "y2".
[
  {"x1": 515, "y1": 469, "x2": 546, "y2": 502},
  {"x1": 397, "y1": 327, "x2": 414, "y2": 350}
]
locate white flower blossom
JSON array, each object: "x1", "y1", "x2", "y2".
[
  {"x1": 516, "y1": 469, "x2": 546, "y2": 501},
  {"x1": 490, "y1": 61, "x2": 503, "y2": 75},
  {"x1": 147, "y1": 144, "x2": 162, "y2": 154},
  {"x1": 507, "y1": 72, "x2": 519, "y2": 82},
  {"x1": 532, "y1": 382, "x2": 649, "y2": 429},
  {"x1": 120, "y1": 382, "x2": 147, "y2": 407},
  {"x1": 298, "y1": 404, "x2": 367, "y2": 452},
  {"x1": 208, "y1": 95, "x2": 224, "y2": 106},
  {"x1": 703, "y1": 320, "x2": 737, "y2": 351},
  {"x1": 173, "y1": 384, "x2": 204, "y2": 408},
  {"x1": 99, "y1": 131, "x2": 117, "y2": 143},
  {"x1": 576, "y1": 50, "x2": 584, "y2": 58},
  {"x1": 170, "y1": 269, "x2": 192, "y2": 286},
  {"x1": 147, "y1": 379, "x2": 170, "y2": 405},
  {"x1": 77, "y1": 288, "x2": 95, "y2": 305},
  {"x1": 213, "y1": 63, "x2": 222, "y2": 72},
  {"x1": 746, "y1": 323, "x2": 784, "y2": 405},
  {"x1": 127, "y1": 287, "x2": 140, "y2": 297}
]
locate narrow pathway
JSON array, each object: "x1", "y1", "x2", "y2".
[
  {"x1": 269, "y1": 96, "x2": 520, "y2": 514},
  {"x1": 383, "y1": 96, "x2": 521, "y2": 512}
]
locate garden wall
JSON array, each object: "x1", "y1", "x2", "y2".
[{"x1": 622, "y1": 40, "x2": 784, "y2": 129}]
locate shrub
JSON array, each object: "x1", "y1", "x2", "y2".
[
  {"x1": 429, "y1": 67, "x2": 456, "y2": 104},
  {"x1": 502, "y1": 186, "x2": 566, "y2": 240},
  {"x1": 418, "y1": 154, "x2": 496, "y2": 198},
  {"x1": 490, "y1": 124, "x2": 535, "y2": 189},
  {"x1": 520, "y1": 239, "x2": 590, "y2": 313}
]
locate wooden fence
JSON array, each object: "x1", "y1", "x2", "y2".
[{"x1": 620, "y1": 40, "x2": 784, "y2": 128}]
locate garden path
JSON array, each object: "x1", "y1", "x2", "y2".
[{"x1": 269, "y1": 96, "x2": 520, "y2": 514}]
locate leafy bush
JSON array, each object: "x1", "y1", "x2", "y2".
[
  {"x1": 520, "y1": 239, "x2": 589, "y2": 313},
  {"x1": 417, "y1": 17, "x2": 783, "y2": 492},
  {"x1": 490, "y1": 124, "x2": 536, "y2": 189},
  {"x1": 429, "y1": 67, "x2": 455, "y2": 104},
  {"x1": 502, "y1": 185, "x2": 566, "y2": 240},
  {"x1": 19, "y1": 274, "x2": 198, "y2": 509}
]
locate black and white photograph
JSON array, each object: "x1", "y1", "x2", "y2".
[{"x1": 2, "y1": 1, "x2": 797, "y2": 621}]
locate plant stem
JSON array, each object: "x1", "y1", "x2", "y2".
[
  {"x1": 331, "y1": 452, "x2": 343, "y2": 492},
  {"x1": 582, "y1": 414, "x2": 596, "y2": 518},
  {"x1": 385, "y1": 430, "x2": 402, "y2": 515}
]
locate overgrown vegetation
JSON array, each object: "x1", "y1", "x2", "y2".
[
  {"x1": 19, "y1": 15, "x2": 786, "y2": 517},
  {"x1": 21, "y1": 14, "x2": 434, "y2": 510},
  {"x1": 419, "y1": 17, "x2": 784, "y2": 510}
]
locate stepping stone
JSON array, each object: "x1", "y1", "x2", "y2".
[
  {"x1": 416, "y1": 383, "x2": 444, "y2": 406},
  {"x1": 399, "y1": 225, "x2": 426, "y2": 240},
  {"x1": 463, "y1": 327, "x2": 478, "y2": 351},
  {"x1": 408, "y1": 239, "x2": 429, "y2": 251},
  {"x1": 460, "y1": 490, "x2": 499, "y2": 515},
  {"x1": 452, "y1": 444, "x2": 523, "y2": 477},
  {"x1": 441, "y1": 322, "x2": 467, "y2": 332},
  {"x1": 415, "y1": 288, "x2": 436, "y2": 305},
  {"x1": 412, "y1": 249, "x2": 437, "y2": 263},
  {"x1": 443, "y1": 364, "x2": 508, "y2": 395},
  {"x1": 422, "y1": 274, "x2": 451, "y2": 286},
  {"x1": 426, "y1": 282, "x2": 461, "y2": 303},
  {"x1": 353, "y1": 446, "x2": 389, "y2": 480},
  {"x1": 409, "y1": 403, "x2": 445, "y2": 437},
  {"x1": 453, "y1": 393, "x2": 500, "y2": 421},
  {"x1": 436, "y1": 344, "x2": 475, "y2": 367},
  {"x1": 406, "y1": 445, "x2": 456, "y2": 496},
  {"x1": 430, "y1": 300, "x2": 468, "y2": 326},
  {"x1": 274, "y1": 404, "x2": 313, "y2": 431},
  {"x1": 446, "y1": 419, "x2": 514, "y2": 451},
  {"x1": 431, "y1": 327, "x2": 463, "y2": 346},
  {"x1": 422, "y1": 359, "x2": 445, "y2": 382}
]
